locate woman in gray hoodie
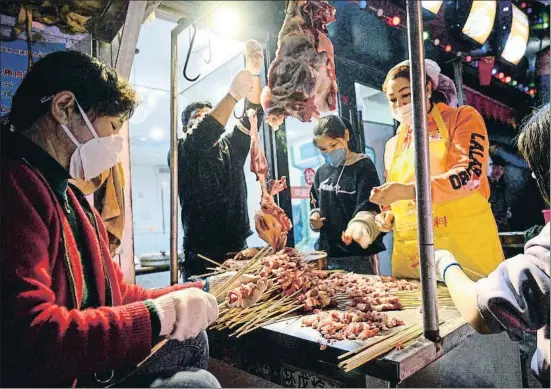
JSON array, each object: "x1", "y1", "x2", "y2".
[{"x1": 435, "y1": 104, "x2": 550, "y2": 386}]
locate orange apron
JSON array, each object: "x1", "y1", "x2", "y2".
[{"x1": 388, "y1": 106, "x2": 504, "y2": 280}]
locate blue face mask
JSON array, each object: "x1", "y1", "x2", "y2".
[{"x1": 322, "y1": 148, "x2": 347, "y2": 167}]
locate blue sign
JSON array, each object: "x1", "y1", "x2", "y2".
[{"x1": 0, "y1": 39, "x2": 66, "y2": 116}]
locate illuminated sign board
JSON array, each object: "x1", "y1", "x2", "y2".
[
  {"x1": 501, "y1": 5, "x2": 530, "y2": 64},
  {"x1": 422, "y1": 1, "x2": 443, "y2": 15},
  {"x1": 462, "y1": 0, "x2": 497, "y2": 45}
]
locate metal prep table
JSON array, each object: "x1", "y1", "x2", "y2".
[{"x1": 208, "y1": 307, "x2": 522, "y2": 388}]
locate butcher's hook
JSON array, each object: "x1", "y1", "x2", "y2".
[
  {"x1": 233, "y1": 103, "x2": 246, "y2": 120},
  {"x1": 183, "y1": 23, "x2": 200, "y2": 82},
  {"x1": 204, "y1": 37, "x2": 212, "y2": 64}
]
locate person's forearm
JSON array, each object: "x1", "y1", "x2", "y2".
[
  {"x1": 248, "y1": 74, "x2": 262, "y2": 105},
  {"x1": 444, "y1": 266, "x2": 491, "y2": 333},
  {"x1": 211, "y1": 94, "x2": 238, "y2": 128}
]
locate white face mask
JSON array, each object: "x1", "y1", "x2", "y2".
[
  {"x1": 391, "y1": 103, "x2": 413, "y2": 126},
  {"x1": 61, "y1": 102, "x2": 124, "y2": 181}
]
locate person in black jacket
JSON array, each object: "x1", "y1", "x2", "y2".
[
  {"x1": 309, "y1": 115, "x2": 385, "y2": 274},
  {"x1": 488, "y1": 154, "x2": 510, "y2": 231},
  {"x1": 168, "y1": 40, "x2": 264, "y2": 280}
]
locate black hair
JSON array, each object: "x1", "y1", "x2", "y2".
[
  {"x1": 382, "y1": 65, "x2": 448, "y2": 105},
  {"x1": 490, "y1": 154, "x2": 506, "y2": 167},
  {"x1": 2, "y1": 50, "x2": 138, "y2": 132},
  {"x1": 313, "y1": 115, "x2": 361, "y2": 153},
  {"x1": 181, "y1": 101, "x2": 212, "y2": 127},
  {"x1": 517, "y1": 104, "x2": 550, "y2": 205}
]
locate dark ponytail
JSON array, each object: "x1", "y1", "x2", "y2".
[{"x1": 313, "y1": 114, "x2": 362, "y2": 153}]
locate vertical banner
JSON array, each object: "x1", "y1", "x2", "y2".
[{"x1": 0, "y1": 40, "x2": 66, "y2": 116}]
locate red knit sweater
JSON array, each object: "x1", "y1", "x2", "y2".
[{"x1": 1, "y1": 156, "x2": 203, "y2": 387}]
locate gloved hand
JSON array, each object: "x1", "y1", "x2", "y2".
[
  {"x1": 171, "y1": 288, "x2": 219, "y2": 341},
  {"x1": 151, "y1": 293, "x2": 177, "y2": 337},
  {"x1": 434, "y1": 249, "x2": 462, "y2": 283},
  {"x1": 342, "y1": 221, "x2": 373, "y2": 249},
  {"x1": 370, "y1": 182, "x2": 415, "y2": 206},
  {"x1": 245, "y1": 39, "x2": 264, "y2": 76},
  {"x1": 208, "y1": 271, "x2": 259, "y2": 303},
  {"x1": 229, "y1": 69, "x2": 254, "y2": 101},
  {"x1": 375, "y1": 211, "x2": 394, "y2": 232},
  {"x1": 309, "y1": 211, "x2": 326, "y2": 230},
  {"x1": 233, "y1": 247, "x2": 261, "y2": 261}
]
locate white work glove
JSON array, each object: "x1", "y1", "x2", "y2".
[
  {"x1": 228, "y1": 69, "x2": 254, "y2": 102},
  {"x1": 245, "y1": 39, "x2": 264, "y2": 76},
  {"x1": 434, "y1": 249, "x2": 462, "y2": 283},
  {"x1": 208, "y1": 271, "x2": 259, "y2": 303},
  {"x1": 171, "y1": 288, "x2": 219, "y2": 341},
  {"x1": 151, "y1": 293, "x2": 178, "y2": 337}
]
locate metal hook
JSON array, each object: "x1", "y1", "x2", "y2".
[
  {"x1": 233, "y1": 104, "x2": 246, "y2": 120},
  {"x1": 204, "y1": 36, "x2": 212, "y2": 64},
  {"x1": 183, "y1": 24, "x2": 200, "y2": 82}
]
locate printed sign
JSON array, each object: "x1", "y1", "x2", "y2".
[
  {"x1": 281, "y1": 364, "x2": 341, "y2": 388},
  {"x1": 0, "y1": 40, "x2": 66, "y2": 115},
  {"x1": 291, "y1": 186, "x2": 311, "y2": 199},
  {"x1": 304, "y1": 168, "x2": 316, "y2": 186}
]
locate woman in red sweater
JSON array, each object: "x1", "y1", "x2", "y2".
[{"x1": 0, "y1": 50, "x2": 250, "y2": 388}]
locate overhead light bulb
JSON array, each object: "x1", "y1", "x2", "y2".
[{"x1": 211, "y1": 5, "x2": 240, "y2": 37}]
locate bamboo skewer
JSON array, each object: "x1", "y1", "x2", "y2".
[
  {"x1": 211, "y1": 246, "x2": 271, "y2": 298},
  {"x1": 339, "y1": 320, "x2": 446, "y2": 372},
  {"x1": 137, "y1": 247, "x2": 271, "y2": 368},
  {"x1": 197, "y1": 254, "x2": 226, "y2": 269},
  {"x1": 237, "y1": 304, "x2": 304, "y2": 337},
  {"x1": 463, "y1": 267, "x2": 485, "y2": 279}
]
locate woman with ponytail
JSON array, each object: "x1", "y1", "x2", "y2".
[{"x1": 309, "y1": 115, "x2": 385, "y2": 274}]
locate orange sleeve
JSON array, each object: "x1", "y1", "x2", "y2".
[{"x1": 430, "y1": 106, "x2": 490, "y2": 203}]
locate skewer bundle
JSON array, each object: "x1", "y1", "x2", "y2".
[
  {"x1": 199, "y1": 246, "x2": 308, "y2": 336},
  {"x1": 337, "y1": 320, "x2": 445, "y2": 372},
  {"x1": 391, "y1": 285, "x2": 455, "y2": 309}
]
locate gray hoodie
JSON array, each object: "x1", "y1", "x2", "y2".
[{"x1": 476, "y1": 223, "x2": 550, "y2": 384}]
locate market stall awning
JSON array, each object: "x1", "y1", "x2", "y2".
[{"x1": 463, "y1": 86, "x2": 518, "y2": 127}]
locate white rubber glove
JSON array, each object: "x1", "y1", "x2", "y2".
[
  {"x1": 375, "y1": 211, "x2": 394, "y2": 233},
  {"x1": 171, "y1": 288, "x2": 219, "y2": 341},
  {"x1": 343, "y1": 212, "x2": 381, "y2": 249},
  {"x1": 245, "y1": 40, "x2": 263, "y2": 76},
  {"x1": 228, "y1": 69, "x2": 254, "y2": 101},
  {"x1": 151, "y1": 294, "x2": 177, "y2": 337},
  {"x1": 343, "y1": 222, "x2": 372, "y2": 249},
  {"x1": 434, "y1": 249, "x2": 462, "y2": 283}
]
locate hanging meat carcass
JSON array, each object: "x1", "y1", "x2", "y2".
[
  {"x1": 261, "y1": 0, "x2": 338, "y2": 129},
  {"x1": 248, "y1": 110, "x2": 293, "y2": 250}
]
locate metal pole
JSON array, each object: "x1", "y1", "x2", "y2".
[
  {"x1": 405, "y1": 0, "x2": 440, "y2": 342},
  {"x1": 169, "y1": 24, "x2": 180, "y2": 286},
  {"x1": 453, "y1": 58, "x2": 466, "y2": 106},
  {"x1": 169, "y1": 1, "x2": 223, "y2": 285}
]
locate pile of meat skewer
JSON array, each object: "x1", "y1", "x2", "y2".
[{"x1": 302, "y1": 310, "x2": 404, "y2": 341}]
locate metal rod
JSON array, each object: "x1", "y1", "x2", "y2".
[
  {"x1": 169, "y1": 1, "x2": 223, "y2": 285},
  {"x1": 405, "y1": 0, "x2": 440, "y2": 342},
  {"x1": 169, "y1": 22, "x2": 179, "y2": 286},
  {"x1": 453, "y1": 58, "x2": 465, "y2": 106}
]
